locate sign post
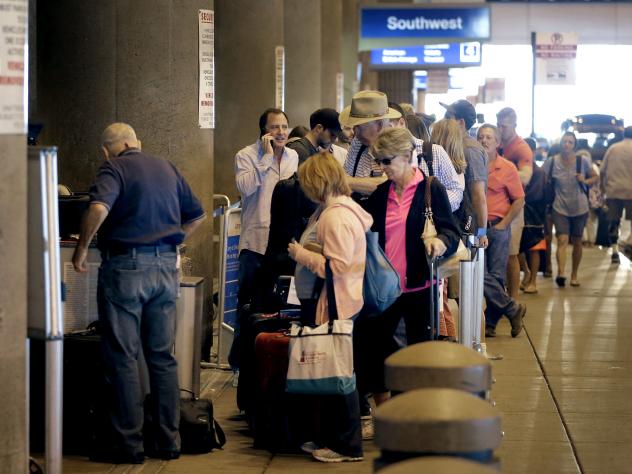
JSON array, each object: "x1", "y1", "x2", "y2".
[{"x1": 275, "y1": 46, "x2": 285, "y2": 110}]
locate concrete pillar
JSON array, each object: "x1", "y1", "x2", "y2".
[
  {"x1": 380, "y1": 457, "x2": 498, "y2": 474},
  {"x1": 0, "y1": 135, "x2": 27, "y2": 474},
  {"x1": 214, "y1": 0, "x2": 285, "y2": 200},
  {"x1": 33, "y1": 0, "x2": 214, "y2": 299},
  {"x1": 374, "y1": 388, "x2": 502, "y2": 469},
  {"x1": 385, "y1": 341, "x2": 492, "y2": 396},
  {"x1": 378, "y1": 70, "x2": 414, "y2": 104},
  {"x1": 341, "y1": 0, "x2": 361, "y2": 106},
  {"x1": 284, "y1": 0, "x2": 322, "y2": 128},
  {"x1": 1, "y1": 2, "x2": 29, "y2": 470},
  {"x1": 321, "y1": 0, "x2": 342, "y2": 108}
]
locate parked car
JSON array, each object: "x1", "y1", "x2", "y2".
[{"x1": 561, "y1": 114, "x2": 624, "y2": 161}]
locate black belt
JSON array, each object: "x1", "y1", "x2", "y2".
[
  {"x1": 104, "y1": 244, "x2": 177, "y2": 257},
  {"x1": 487, "y1": 218, "x2": 502, "y2": 228}
]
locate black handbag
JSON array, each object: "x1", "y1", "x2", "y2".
[{"x1": 179, "y1": 397, "x2": 226, "y2": 454}]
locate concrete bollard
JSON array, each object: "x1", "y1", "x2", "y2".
[
  {"x1": 385, "y1": 341, "x2": 491, "y2": 397},
  {"x1": 378, "y1": 456, "x2": 499, "y2": 473},
  {"x1": 374, "y1": 388, "x2": 501, "y2": 470}
]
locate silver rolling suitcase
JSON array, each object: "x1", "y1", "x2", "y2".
[{"x1": 458, "y1": 238, "x2": 485, "y2": 351}]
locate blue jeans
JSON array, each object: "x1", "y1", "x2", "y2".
[
  {"x1": 484, "y1": 226, "x2": 520, "y2": 328},
  {"x1": 97, "y1": 249, "x2": 180, "y2": 455}
]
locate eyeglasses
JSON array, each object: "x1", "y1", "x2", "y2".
[{"x1": 374, "y1": 157, "x2": 394, "y2": 166}]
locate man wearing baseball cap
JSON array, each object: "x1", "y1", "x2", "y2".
[
  {"x1": 442, "y1": 99, "x2": 489, "y2": 248},
  {"x1": 340, "y1": 90, "x2": 401, "y2": 197},
  {"x1": 287, "y1": 108, "x2": 342, "y2": 165}
]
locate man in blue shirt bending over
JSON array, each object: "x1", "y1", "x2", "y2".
[{"x1": 73, "y1": 123, "x2": 205, "y2": 464}]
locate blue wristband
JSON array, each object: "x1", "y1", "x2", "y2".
[{"x1": 476, "y1": 227, "x2": 487, "y2": 237}]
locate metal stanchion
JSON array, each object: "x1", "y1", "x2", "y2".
[
  {"x1": 206, "y1": 195, "x2": 240, "y2": 370},
  {"x1": 213, "y1": 195, "x2": 230, "y2": 370},
  {"x1": 28, "y1": 147, "x2": 64, "y2": 474}
]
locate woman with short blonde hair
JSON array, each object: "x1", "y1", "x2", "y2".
[
  {"x1": 289, "y1": 151, "x2": 372, "y2": 463},
  {"x1": 298, "y1": 151, "x2": 351, "y2": 203},
  {"x1": 370, "y1": 127, "x2": 416, "y2": 160}
]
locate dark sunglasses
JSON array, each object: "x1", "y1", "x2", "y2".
[{"x1": 374, "y1": 157, "x2": 394, "y2": 166}]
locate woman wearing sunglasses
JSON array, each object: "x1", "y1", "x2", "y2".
[{"x1": 358, "y1": 127, "x2": 461, "y2": 407}]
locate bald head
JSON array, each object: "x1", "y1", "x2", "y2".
[{"x1": 101, "y1": 123, "x2": 140, "y2": 158}]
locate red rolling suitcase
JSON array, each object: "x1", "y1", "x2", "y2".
[
  {"x1": 252, "y1": 331, "x2": 302, "y2": 453},
  {"x1": 255, "y1": 332, "x2": 290, "y2": 395}
]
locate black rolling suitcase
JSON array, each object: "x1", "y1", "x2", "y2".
[
  {"x1": 62, "y1": 324, "x2": 112, "y2": 456},
  {"x1": 236, "y1": 309, "x2": 301, "y2": 415}
]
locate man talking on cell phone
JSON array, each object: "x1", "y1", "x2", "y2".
[{"x1": 230, "y1": 108, "x2": 299, "y2": 368}]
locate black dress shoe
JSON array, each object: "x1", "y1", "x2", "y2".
[
  {"x1": 90, "y1": 450, "x2": 145, "y2": 464},
  {"x1": 146, "y1": 449, "x2": 181, "y2": 460},
  {"x1": 485, "y1": 326, "x2": 496, "y2": 338}
]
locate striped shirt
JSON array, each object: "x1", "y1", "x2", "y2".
[
  {"x1": 413, "y1": 138, "x2": 464, "y2": 212},
  {"x1": 344, "y1": 137, "x2": 382, "y2": 178}
]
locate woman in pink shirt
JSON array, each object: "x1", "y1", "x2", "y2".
[
  {"x1": 288, "y1": 151, "x2": 372, "y2": 463},
  {"x1": 360, "y1": 128, "x2": 461, "y2": 407}
]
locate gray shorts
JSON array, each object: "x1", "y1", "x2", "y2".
[
  {"x1": 606, "y1": 199, "x2": 632, "y2": 222},
  {"x1": 552, "y1": 210, "x2": 589, "y2": 238}
]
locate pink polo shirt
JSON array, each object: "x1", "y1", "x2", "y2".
[{"x1": 385, "y1": 168, "x2": 429, "y2": 293}]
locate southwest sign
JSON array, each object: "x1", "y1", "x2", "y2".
[{"x1": 360, "y1": 5, "x2": 490, "y2": 51}]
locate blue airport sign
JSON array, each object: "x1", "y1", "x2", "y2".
[
  {"x1": 360, "y1": 6, "x2": 490, "y2": 50},
  {"x1": 371, "y1": 42, "x2": 482, "y2": 69},
  {"x1": 414, "y1": 71, "x2": 427, "y2": 90}
]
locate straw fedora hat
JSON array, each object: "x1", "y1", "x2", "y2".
[{"x1": 339, "y1": 90, "x2": 402, "y2": 127}]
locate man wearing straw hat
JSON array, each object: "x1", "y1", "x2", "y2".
[{"x1": 340, "y1": 91, "x2": 402, "y2": 197}]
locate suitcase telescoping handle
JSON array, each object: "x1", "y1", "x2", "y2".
[{"x1": 427, "y1": 255, "x2": 441, "y2": 341}]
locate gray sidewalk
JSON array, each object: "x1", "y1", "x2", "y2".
[{"x1": 57, "y1": 245, "x2": 632, "y2": 473}]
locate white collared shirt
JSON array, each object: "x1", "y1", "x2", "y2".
[{"x1": 235, "y1": 140, "x2": 299, "y2": 254}]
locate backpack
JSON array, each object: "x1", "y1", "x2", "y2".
[
  {"x1": 524, "y1": 162, "x2": 546, "y2": 204},
  {"x1": 418, "y1": 140, "x2": 474, "y2": 234},
  {"x1": 318, "y1": 205, "x2": 401, "y2": 318},
  {"x1": 361, "y1": 230, "x2": 402, "y2": 316},
  {"x1": 179, "y1": 398, "x2": 226, "y2": 454}
]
